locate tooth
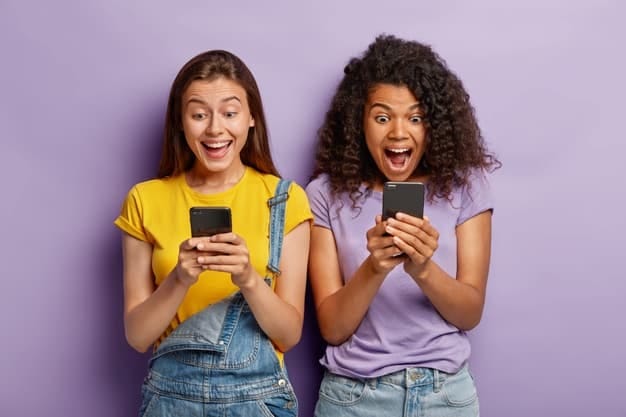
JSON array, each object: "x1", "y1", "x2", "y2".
[{"x1": 206, "y1": 142, "x2": 228, "y2": 148}]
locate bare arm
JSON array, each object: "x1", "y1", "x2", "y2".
[
  {"x1": 121, "y1": 233, "x2": 195, "y2": 353},
  {"x1": 309, "y1": 217, "x2": 404, "y2": 345},
  {"x1": 388, "y1": 211, "x2": 492, "y2": 330},
  {"x1": 198, "y1": 221, "x2": 311, "y2": 352}
]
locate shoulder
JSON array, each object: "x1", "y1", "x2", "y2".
[
  {"x1": 247, "y1": 169, "x2": 310, "y2": 208},
  {"x1": 461, "y1": 169, "x2": 492, "y2": 199},
  {"x1": 304, "y1": 175, "x2": 337, "y2": 221},
  {"x1": 456, "y1": 169, "x2": 494, "y2": 223},
  {"x1": 119, "y1": 177, "x2": 176, "y2": 209},
  {"x1": 305, "y1": 174, "x2": 331, "y2": 197},
  {"x1": 247, "y1": 171, "x2": 313, "y2": 231},
  {"x1": 130, "y1": 176, "x2": 180, "y2": 196},
  {"x1": 115, "y1": 177, "x2": 182, "y2": 240},
  {"x1": 122, "y1": 177, "x2": 180, "y2": 217}
]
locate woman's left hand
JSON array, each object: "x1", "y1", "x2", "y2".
[
  {"x1": 195, "y1": 232, "x2": 256, "y2": 289},
  {"x1": 384, "y1": 214, "x2": 440, "y2": 277}
]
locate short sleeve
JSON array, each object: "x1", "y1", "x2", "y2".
[
  {"x1": 305, "y1": 176, "x2": 332, "y2": 229},
  {"x1": 283, "y1": 181, "x2": 313, "y2": 234},
  {"x1": 113, "y1": 186, "x2": 150, "y2": 242},
  {"x1": 457, "y1": 170, "x2": 494, "y2": 225}
]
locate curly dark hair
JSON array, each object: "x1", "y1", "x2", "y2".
[{"x1": 311, "y1": 34, "x2": 500, "y2": 205}]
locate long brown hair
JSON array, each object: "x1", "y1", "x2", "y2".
[{"x1": 157, "y1": 50, "x2": 279, "y2": 178}]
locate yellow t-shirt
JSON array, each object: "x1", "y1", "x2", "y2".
[{"x1": 114, "y1": 167, "x2": 312, "y2": 355}]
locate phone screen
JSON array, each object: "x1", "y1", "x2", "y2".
[
  {"x1": 382, "y1": 182, "x2": 425, "y2": 220},
  {"x1": 189, "y1": 207, "x2": 232, "y2": 237}
]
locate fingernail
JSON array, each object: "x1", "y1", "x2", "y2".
[{"x1": 197, "y1": 244, "x2": 203, "y2": 250}]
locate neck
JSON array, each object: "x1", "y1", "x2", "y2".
[{"x1": 185, "y1": 162, "x2": 246, "y2": 194}]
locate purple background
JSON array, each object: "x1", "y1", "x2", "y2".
[{"x1": 1, "y1": 1, "x2": 624, "y2": 416}]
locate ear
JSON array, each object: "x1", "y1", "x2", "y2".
[{"x1": 249, "y1": 117, "x2": 255, "y2": 128}]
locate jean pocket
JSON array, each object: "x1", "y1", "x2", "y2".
[
  {"x1": 441, "y1": 367, "x2": 478, "y2": 408},
  {"x1": 257, "y1": 391, "x2": 298, "y2": 417},
  {"x1": 318, "y1": 372, "x2": 366, "y2": 406},
  {"x1": 138, "y1": 381, "x2": 160, "y2": 417}
]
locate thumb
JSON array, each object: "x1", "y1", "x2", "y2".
[{"x1": 180, "y1": 238, "x2": 197, "y2": 251}]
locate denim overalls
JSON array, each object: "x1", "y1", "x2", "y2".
[{"x1": 138, "y1": 180, "x2": 298, "y2": 417}]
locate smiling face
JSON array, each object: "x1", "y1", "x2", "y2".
[
  {"x1": 363, "y1": 83, "x2": 427, "y2": 184},
  {"x1": 181, "y1": 77, "x2": 254, "y2": 178}
]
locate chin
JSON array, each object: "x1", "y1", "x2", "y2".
[{"x1": 383, "y1": 169, "x2": 417, "y2": 182}]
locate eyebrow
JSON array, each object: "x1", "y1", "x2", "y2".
[
  {"x1": 369, "y1": 102, "x2": 422, "y2": 112},
  {"x1": 185, "y1": 96, "x2": 242, "y2": 106}
]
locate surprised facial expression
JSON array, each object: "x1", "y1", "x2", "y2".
[
  {"x1": 182, "y1": 77, "x2": 255, "y2": 175},
  {"x1": 363, "y1": 83, "x2": 427, "y2": 183}
]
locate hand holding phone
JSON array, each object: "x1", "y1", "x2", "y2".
[
  {"x1": 189, "y1": 207, "x2": 232, "y2": 237},
  {"x1": 381, "y1": 182, "x2": 425, "y2": 258},
  {"x1": 382, "y1": 182, "x2": 425, "y2": 220}
]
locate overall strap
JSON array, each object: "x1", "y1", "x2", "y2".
[
  {"x1": 152, "y1": 179, "x2": 293, "y2": 360},
  {"x1": 266, "y1": 178, "x2": 291, "y2": 275}
]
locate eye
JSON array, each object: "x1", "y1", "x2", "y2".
[
  {"x1": 224, "y1": 111, "x2": 238, "y2": 118},
  {"x1": 410, "y1": 115, "x2": 424, "y2": 124},
  {"x1": 375, "y1": 115, "x2": 390, "y2": 123},
  {"x1": 192, "y1": 113, "x2": 207, "y2": 120}
]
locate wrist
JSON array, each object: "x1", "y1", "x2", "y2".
[
  {"x1": 364, "y1": 256, "x2": 388, "y2": 280},
  {"x1": 235, "y1": 268, "x2": 261, "y2": 292},
  {"x1": 173, "y1": 267, "x2": 194, "y2": 289},
  {"x1": 410, "y1": 260, "x2": 432, "y2": 283}
]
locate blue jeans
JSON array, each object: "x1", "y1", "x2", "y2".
[{"x1": 314, "y1": 365, "x2": 479, "y2": 417}]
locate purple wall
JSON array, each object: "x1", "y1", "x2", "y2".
[{"x1": 1, "y1": 1, "x2": 624, "y2": 416}]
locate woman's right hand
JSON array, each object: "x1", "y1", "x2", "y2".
[
  {"x1": 366, "y1": 215, "x2": 406, "y2": 275},
  {"x1": 174, "y1": 238, "x2": 208, "y2": 287}
]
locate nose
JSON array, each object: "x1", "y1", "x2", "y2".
[
  {"x1": 205, "y1": 113, "x2": 223, "y2": 136},
  {"x1": 389, "y1": 118, "x2": 408, "y2": 140}
]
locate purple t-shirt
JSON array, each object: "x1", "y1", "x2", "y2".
[{"x1": 305, "y1": 172, "x2": 493, "y2": 378}]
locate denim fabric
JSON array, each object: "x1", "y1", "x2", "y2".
[
  {"x1": 138, "y1": 180, "x2": 298, "y2": 417},
  {"x1": 314, "y1": 364, "x2": 479, "y2": 417}
]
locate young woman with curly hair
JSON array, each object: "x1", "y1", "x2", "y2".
[{"x1": 306, "y1": 34, "x2": 501, "y2": 417}]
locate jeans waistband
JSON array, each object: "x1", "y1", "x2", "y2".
[
  {"x1": 147, "y1": 359, "x2": 291, "y2": 402},
  {"x1": 365, "y1": 363, "x2": 468, "y2": 391}
]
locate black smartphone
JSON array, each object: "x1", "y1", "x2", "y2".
[
  {"x1": 382, "y1": 182, "x2": 425, "y2": 220},
  {"x1": 189, "y1": 207, "x2": 232, "y2": 237}
]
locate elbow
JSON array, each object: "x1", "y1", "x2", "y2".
[
  {"x1": 457, "y1": 321, "x2": 480, "y2": 332},
  {"x1": 124, "y1": 311, "x2": 155, "y2": 353},
  {"x1": 126, "y1": 335, "x2": 151, "y2": 353},
  {"x1": 456, "y1": 312, "x2": 483, "y2": 331},
  {"x1": 323, "y1": 335, "x2": 346, "y2": 347},
  {"x1": 453, "y1": 292, "x2": 485, "y2": 331},
  {"x1": 124, "y1": 326, "x2": 152, "y2": 353},
  {"x1": 320, "y1": 326, "x2": 349, "y2": 346},
  {"x1": 317, "y1": 311, "x2": 350, "y2": 346},
  {"x1": 275, "y1": 329, "x2": 302, "y2": 353},
  {"x1": 275, "y1": 310, "x2": 305, "y2": 352}
]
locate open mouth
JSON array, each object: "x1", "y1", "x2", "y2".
[
  {"x1": 384, "y1": 147, "x2": 412, "y2": 169},
  {"x1": 201, "y1": 140, "x2": 233, "y2": 158}
]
